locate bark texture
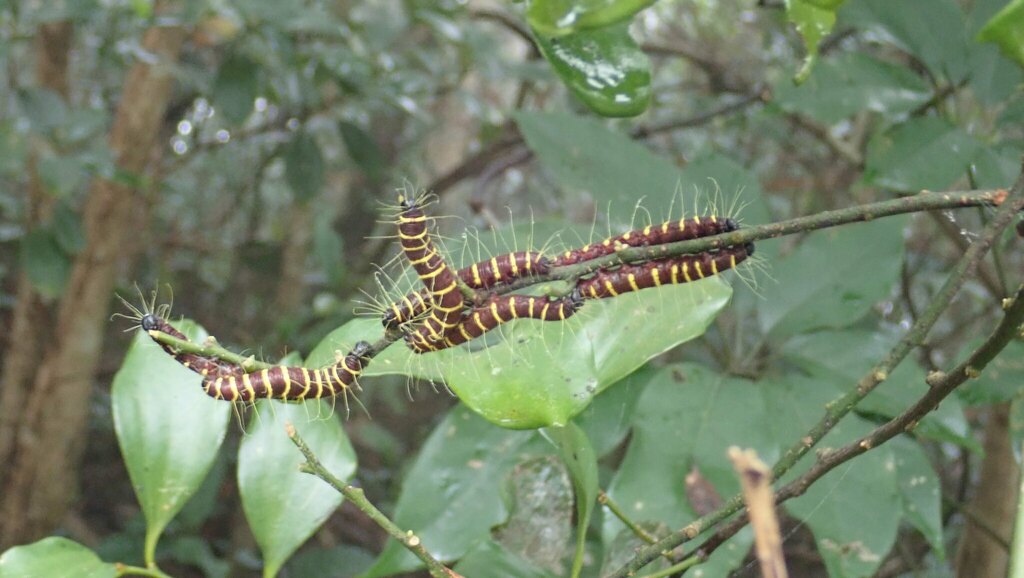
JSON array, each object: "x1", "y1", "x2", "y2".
[
  {"x1": 954, "y1": 403, "x2": 1019, "y2": 578},
  {"x1": 0, "y1": 18, "x2": 186, "y2": 547},
  {"x1": 0, "y1": 21, "x2": 73, "y2": 504}
]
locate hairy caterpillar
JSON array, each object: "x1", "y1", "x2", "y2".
[
  {"x1": 553, "y1": 216, "x2": 738, "y2": 267},
  {"x1": 405, "y1": 289, "x2": 585, "y2": 354},
  {"x1": 382, "y1": 250, "x2": 550, "y2": 329},
  {"x1": 199, "y1": 341, "x2": 372, "y2": 402},
  {"x1": 577, "y1": 243, "x2": 754, "y2": 299},
  {"x1": 397, "y1": 193, "x2": 464, "y2": 341}
]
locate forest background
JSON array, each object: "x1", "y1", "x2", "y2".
[{"x1": 2, "y1": 1, "x2": 1024, "y2": 577}]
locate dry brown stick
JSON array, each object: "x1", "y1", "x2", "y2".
[{"x1": 728, "y1": 448, "x2": 788, "y2": 578}]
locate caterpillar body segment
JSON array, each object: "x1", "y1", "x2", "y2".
[
  {"x1": 141, "y1": 314, "x2": 238, "y2": 379},
  {"x1": 397, "y1": 194, "x2": 464, "y2": 340},
  {"x1": 381, "y1": 251, "x2": 552, "y2": 329},
  {"x1": 553, "y1": 216, "x2": 739, "y2": 267},
  {"x1": 577, "y1": 242, "x2": 754, "y2": 300},
  {"x1": 405, "y1": 289, "x2": 585, "y2": 354},
  {"x1": 202, "y1": 341, "x2": 373, "y2": 402}
]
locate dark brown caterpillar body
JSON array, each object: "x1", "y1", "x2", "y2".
[
  {"x1": 577, "y1": 243, "x2": 753, "y2": 299},
  {"x1": 142, "y1": 314, "x2": 238, "y2": 379},
  {"x1": 201, "y1": 341, "x2": 373, "y2": 402},
  {"x1": 397, "y1": 194, "x2": 464, "y2": 341},
  {"x1": 382, "y1": 250, "x2": 551, "y2": 329},
  {"x1": 553, "y1": 216, "x2": 738, "y2": 267},
  {"x1": 405, "y1": 289, "x2": 584, "y2": 354}
]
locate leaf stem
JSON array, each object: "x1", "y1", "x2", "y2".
[
  {"x1": 116, "y1": 563, "x2": 174, "y2": 578},
  {"x1": 285, "y1": 422, "x2": 461, "y2": 578}
]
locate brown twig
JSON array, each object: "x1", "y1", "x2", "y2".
[{"x1": 728, "y1": 447, "x2": 788, "y2": 578}]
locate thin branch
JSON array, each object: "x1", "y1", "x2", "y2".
[
  {"x1": 286, "y1": 422, "x2": 462, "y2": 578},
  {"x1": 606, "y1": 168, "x2": 1024, "y2": 577}
]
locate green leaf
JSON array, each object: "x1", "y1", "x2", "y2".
[
  {"x1": 543, "y1": 423, "x2": 598, "y2": 578},
  {"x1": 453, "y1": 539, "x2": 560, "y2": 578},
  {"x1": 0, "y1": 537, "x2": 116, "y2": 578},
  {"x1": 533, "y1": 24, "x2": 651, "y2": 117},
  {"x1": 782, "y1": 330, "x2": 977, "y2": 451},
  {"x1": 39, "y1": 154, "x2": 89, "y2": 198},
  {"x1": 758, "y1": 218, "x2": 907, "y2": 338},
  {"x1": 527, "y1": 0, "x2": 655, "y2": 37},
  {"x1": 784, "y1": 417, "x2": 900, "y2": 578},
  {"x1": 325, "y1": 277, "x2": 730, "y2": 429},
  {"x1": 363, "y1": 405, "x2": 544, "y2": 577},
  {"x1": 773, "y1": 52, "x2": 932, "y2": 124},
  {"x1": 604, "y1": 364, "x2": 764, "y2": 575},
  {"x1": 977, "y1": 0, "x2": 1024, "y2": 69},
  {"x1": 284, "y1": 131, "x2": 325, "y2": 202},
  {"x1": 890, "y1": 436, "x2": 945, "y2": 558},
  {"x1": 312, "y1": 210, "x2": 345, "y2": 286},
  {"x1": 786, "y1": 0, "x2": 845, "y2": 83},
  {"x1": 212, "y1": 54, "x2": 260, "y2": 125},
  {"x1": 19, "y1": 227, "x2": 71, "y2": 300},
  {"x1": 492, "y1": 456, "x2": 573, "y2": 573},
  {"x1": 519, "y1": 111, "x2": 751, "y2": 221},
  {"x1": 574, "y1": 366, "x2": 651, "y2": 456},
  {"x1": 51, "y1": 201, "x2": 86, "y2": 255},
  {"x1": 864, "y1": 117, "x2": 980, "y2": 191},
  {"x1": 238, "y1": 400, "x2": 357, "y2": 578},
  {"x1": 338, "y1": 121, "x2": 387, "y2": 182},
  {"x1": 958, "y1": 341, "x2": 1024, "y2": 405},
  {"x1": 286, "y1": 545, "x2": 374, "y2": 578},
  {"x1": 18, "y1": 88, "x2": 68, "y2": 132},
  {"x1": 112, "y1": 323, "x2": 232, "y2": 562},
  {"x1": 840, "y1": 0, "x2": 969, "y2": 82}
]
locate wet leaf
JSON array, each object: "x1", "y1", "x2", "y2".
[
  {"x1": 527, "y1": 0, "x2": 655, "y2": 37},
  {"x1": 112, "y1": 323, "x2": 231, "y2": 562},
  {"x1": 238, "y1": 400, "x2": 357, "y2": 577},
  {"x1": 533, "y1": 24, "x2": 650, "y2": 117},
  {"x1": 493, "y1": 456, "x2": 573, "y2": 573},
  {"x1": 0, "y1": 537, "x2": 116, "y2": 578}
]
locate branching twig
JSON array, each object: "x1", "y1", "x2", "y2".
[
  {"x1": 286, "y1": 423, "x2": 462, "y2": 578},
  {"x1": 607, "y1": 170, "x2": 1024, "y2": 577}
]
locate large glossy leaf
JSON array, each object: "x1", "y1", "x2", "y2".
[
  {"x1": 543, "y1": 423, "x2": 598, "y2": 578},
  {"x1": 238, "y1": 400, "x2": 357, "y2": 578},
  {"x1": 492, "y1": 456, "x2": 573, "y2": 573},
  {"x1": 840, "y1": 0, "x2": 969, "y2": 82},
  {"x1": 977, "y1": 0, "x2": 1024, "y2": 68},
  {"x1": 527, "y1": 0, "x2": 655, "y2": 37},
  {"x1": 363, "y1": 405, "x2": 546, "y2": 577},
  {"x1": 757, "y1": 217, "x2": 907, "y2": 338},
  {"x1": 785, "y1": 0, "x2": 846, "y2": 83},
  {"x1": 773, "y1": 52, "x2": 931, "y2": 124},
  {"x1": 890, "y1": 436, "x2": 945, "y2": 558},
  {"x1": 532, "y1": 24, "x2": 650, "y2": 117},
  {"x1": 604, "y1": 364, "x2": 765, "y2": 575},
  {"x1": 112, "y1": 323, "x2": 232, "y2": 562},
  {"x1": 316, "y1": 278, "x2": 731, "y2": 429},
  {"x1": 574, "y1": 366, "x2": 651, "y2": 457},
  {"x1": 0, "y1": 538, "x2": 116, "y2": 578},
  {"x1": 453, "y1": 539, "x2": 560, "y2": 578},
  {"x1": 864, "y1": 117, "x2": 979, "y2": 191}
]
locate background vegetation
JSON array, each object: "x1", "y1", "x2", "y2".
[{"x1": 1, "y1": 0, "x2": 1024, "y2": 577}]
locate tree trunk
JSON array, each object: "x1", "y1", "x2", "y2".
[
  {"x1": 0, "y1": 21, "x2": 72, "y2": 497},
  {"x1": 954, "y1": 403, "x2": 1019, "y2": 578},
  {"x1": 0, "y1": 16, "x2": 185, "y2": 547}
]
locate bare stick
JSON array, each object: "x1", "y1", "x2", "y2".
[
  {"x1": 729, "y1": 447, "x2": 787, "y2": 578},
  {"x1": 286, "y1": 422, "x2": 462, "y2": 578}
]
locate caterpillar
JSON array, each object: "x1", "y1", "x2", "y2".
[
  {"x1": 381, "y1": 250, "x2": 550, "y2": 329},
  {"x1": 140, "y1": 313, "x2": 243, "y2": 380},
  {"x1": 397, "y1": 193, "x2": 464, "y2": 341},
  {"x1": 405, "y1": 289, "x2": 585, "y2": 354},
  {"x1": 553, "y1": 216, "x2": 738, "y2": 267},
  {"x1": 199, "y1": 341, "x2": 372, "y2": 402},
  {"x1": 576, "y1": 242, "x2": 754, "y2": 299}
]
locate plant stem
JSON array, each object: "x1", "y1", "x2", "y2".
[
  {"x1": 285, "y1": 423, "x2": 461, "y2": 578},
  {"x1": 608, "y1": 174, "x2": 1024, "y2": 577}
]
